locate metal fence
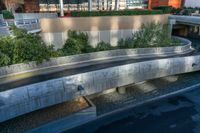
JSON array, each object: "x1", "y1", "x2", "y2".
[
  {"x1": 0, "y1": 27, "x2": 10, "y2": 35},
  {"x1": 14, "y1": 13, "x2": 58, "y2": 20},
  {"x1": 0, "y1": 14, "x2": 4, "y2": 19},
  {"x1": 14, "y1": 19, "x2": 41, "y2": 33}
]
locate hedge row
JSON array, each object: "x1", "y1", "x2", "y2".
[
  {"x1": 71, "y1": 10, "x2": 164, "y2": 17},
  {"x1": 153, "y1": 6, "x2": 173, "y2": 13}
]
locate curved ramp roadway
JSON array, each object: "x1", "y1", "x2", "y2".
[{"x1": 0, "y1": 51, "x2": 194, "y2": 92}]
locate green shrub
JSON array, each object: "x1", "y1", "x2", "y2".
[
  {"x1": 153, "y1": 6, "x2": 173, "y2": 13},
  {"x1": 0, "y1": 52, "x2": 10, "y2": 66},
  {"x1": 61, "y1": 30, "x2": 94, "y2": 55},
  {"x1": 71, "y1": 9, "x2": 164, "y2": 17},
  {"x1": 172, "y1": 7, "x2": 200, "y2": 15},
  {"x1": 0, "y1": 36, "x2": 14, "y2": 61},
  {"x1": 95, "y1": 41, "x2": 113, "y2": 51},
  {"x1": 61, "y1": 38, "x2": 83, "y2": 55},
  {"x1": 118, "y1": 37, "x2": 135, "y2": 48},
  {"x1": 118, "y1": 22, "x2": 180, "y2": 48},
  {"x1": 172, "y1": 8, "x2": 182, "y2": 14},
  {"x1": 132, "y1": 22, "x2": 173, "y2": 47},
  {"x1": 0, "y1": 24, "x2": 181, "y2": 67},
  {"x1": 2, "y1": 10, "x2": 14, "y2": 19},
  {"x1": 0, "y1": 26, "x2": 57, "y2": 67}
]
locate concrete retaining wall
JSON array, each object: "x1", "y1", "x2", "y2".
[
  {"x1": 0, "y1": 37, "x2": 192, "y2": 78},
  {"x1": 0, "y1": 54, "x2": 200, "y2": 122},
  {"x1": 41, "y1": 29, "x2": 139, "y2": 48},
  {"x1": 40, "y1": 14, "x2": 169, "y2": 48}
]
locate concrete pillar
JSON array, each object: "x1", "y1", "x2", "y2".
[
  {"x1": 59, "y1": 0, "x2": 64, "y2": 16},
  {"x1": 117, "y1": 86, "x2": 126, "y2": 94},
  {"x1": 115, "y1": 0, "x2": 119, "y2": 10},
  {"x1": 199, "y1": 26, "x2": 200, "y2": 36},
  {"x1": 88, "y1": 0, "x2": 92, "y2": 11},
  {"x1": 148, "y1": 0, "x2": 152, "y2": 10},
  {"x1": 168, "y1": 19, "x2": 176, "y2": 37}
]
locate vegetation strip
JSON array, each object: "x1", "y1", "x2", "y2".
[{"x1": 0, "y1": 22, "x2": 181, "y2": 67}]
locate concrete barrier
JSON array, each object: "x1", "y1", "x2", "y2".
[
  {"x1": 0, "y1": 37, "x2": 192, "y2": 78},
  {"x1": 0, "y1": 54, "x2": 200, "y2": 122},
  {"x1": 40, "y1": 14, "x2": 169, "y2": 48}
]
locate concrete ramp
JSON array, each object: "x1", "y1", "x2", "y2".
[{"x1": 169, "y1": 15, "x2": 200, "y2": 25}]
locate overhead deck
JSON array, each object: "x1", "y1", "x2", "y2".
[{"x1": 169, "y1": 15, "x2": 200, "y2": 26}]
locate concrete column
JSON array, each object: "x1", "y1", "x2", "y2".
[
  {"x1": 168, "y1": 19, "x2": 176, "y2": 37},
  {"x1": 148, "y1": 0, "x2": 152, "y2": 10},
  {"x1": 199, "y1": 26, "x2": 200, "y2": 36},
  {"x1": 88, "y1": 0, "x2": 92, "y2": 11},
  {"x1": 115, "y1": 0, "x2": 119, "y2": 10},
  {"x1": 117, "y1": 86, "x2": 126, "y2": 94},
  {"x1": 59, "y1": 0, "x2": 64, "y2": 16}
]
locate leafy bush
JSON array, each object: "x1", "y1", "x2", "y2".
[
  {"x1": 0, "y1": 23, "x2": 181, "y2": 67},
  {"x1": 172, "y1": 7, "x2": 200, "y2": 15},
  {"x1": 71, "y1": 9, "x2": 164, "y2": 17},
  {"x1": 172, "y1": 8, "x2": 182, "y2": 14},
  {"x1": 61, "y1": 30, "x2": 94, "y2": 55},
  {"x1": 95, "y1": 41, "x2": 113, "y2": 51},
  {"x1": 118, "y1": 22, "x2": 180, "y2": 48},
  {"x1": 2, "y1": 10, "x2": 14, "y2": 19},
  {"x1": 153, "y1": 6, "x2": 173, "y2": 13},
  {"x1": 0, "y1": 52, "x2": 11, "y2": 66},
  {"x1": 0, "y1": 26, "x2": 57, "y2": 67},
  {"x1": 118, "y1": 37, "x2": 135, "y2": 49}
]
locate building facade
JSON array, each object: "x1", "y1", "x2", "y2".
[
  {"x1": 184, "y1": 0, "x2": 200, "y2": 8},
  {"x1": 148, "y1": 0, "x2": 183, "y2": 9},
  {"x1": 24, "y1": 0, "x2": 40, "y2": 13},
  {"x1": 39, "y1": 0, "x2": 149, "y2": 12},
  {"x1": 2, "y1": 0, "x2": 186, "y2": 13}
]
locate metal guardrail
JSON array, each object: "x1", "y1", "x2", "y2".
[
  {"x1": 0, "y1": 14, "x2": 4, "y2": 19},
  {"x1": 169, "y1": 15, "x2": 200, "y2": 25},
  {"x1": 14, "y1": 13, "x2": 58, "y2": 20},
  {"x1": 0, "y1": 13, "x2": 58, "y2": 35},
  {"x1": 0, "y1": 19, "x2": 8, "y2": 27},
  {"x1": 14, "y1": 19, "x2": 41, "y2": 33},
  {"x1": 0, "y1": 18, "x2": 41, "y2": 35},
  {"x1": 0, "y1": 16, "x2": 10, "y2": 36},
  {"x1": 1, "y1": 13, "x2": 58, "y2": 35},
  {"x1": 0, "y1": 27, "x2": 10, "y2": 35}
]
